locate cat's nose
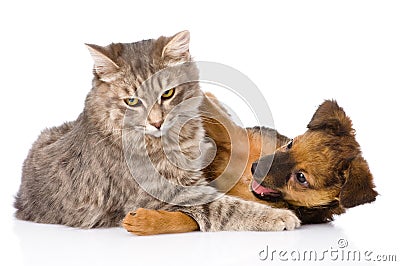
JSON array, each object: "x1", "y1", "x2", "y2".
[{"x1": 150, "y1": 121, "x2": 163, "y2": 129}]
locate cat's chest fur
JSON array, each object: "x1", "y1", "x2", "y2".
[
  {"x1": 128, "y1": 122, "x2": 208, "y2": 187},
  {"x1": 64, "y1": 114, "x2": 206, "y2": 210}
]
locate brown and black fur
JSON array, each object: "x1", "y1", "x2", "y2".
[{"x1": 251, "y1": 100, "x2": 378, "y2": 223}]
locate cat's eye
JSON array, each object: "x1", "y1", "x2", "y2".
[
  {"x1": 161, "y1": 88, "x2": 175, "y2": 100},
  {"x1": 124, "y1": 97, "x2": 142, "y2": 107}
]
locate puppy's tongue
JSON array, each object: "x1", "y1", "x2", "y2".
[{"x1": 251, "y1": 180, "x2": 279, "y2": 196}]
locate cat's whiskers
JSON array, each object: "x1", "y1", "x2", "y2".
[
  {"x1": 94, "y1": 133, "x2": 115, "y2": 146},
  {"x1": 88, "y1": 128, "x2": 124, "y2": 135},
  {"x1": 92, "y1": 124, "x2": 125, "y2": 146},
  {"x1": 108, "y1": 133, "x2": 124, "y2": 148},
  {"x1": 93, "y1": 128, "x2": 135, "y2": 147}
]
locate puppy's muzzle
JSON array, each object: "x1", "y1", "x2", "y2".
[
  {"x1": 252, "y1": 152, "x2": 296, "y2": 187},
  {"x1": 251, "y1": 155, "x2": 274, "y2": 183}
]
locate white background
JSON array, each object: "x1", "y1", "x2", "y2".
[{"x1": 1, "y1": 1, "x2": 399, "y2": 265}]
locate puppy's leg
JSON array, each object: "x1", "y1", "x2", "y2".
[{"x1": 122, "y1": 208, "x2": 199, "y2": 236}]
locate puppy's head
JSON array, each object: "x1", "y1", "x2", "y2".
[{"x1": 251, "y1": 100, "x2": 378, "y2": 223}]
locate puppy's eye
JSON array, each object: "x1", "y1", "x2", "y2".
[
  {"x1": 286, "y1": 139, "x2": 293, "y2": 150},
  {"x1": 124, "y1": 98, "x2": 142, "y2": 107},
  {"x1": 296, "y1": 172, "x2": 308, "y2": 185},
  {"x1": 161, "y1": 88, "x2": 175, "y2": 100}
]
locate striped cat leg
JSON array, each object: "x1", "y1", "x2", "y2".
[
  {"x1": 177, "y1": 195, "x2": 300, "y2": 232},
  {"x1": 123, "y1": 195, "x2": 300, "y2": 235}
]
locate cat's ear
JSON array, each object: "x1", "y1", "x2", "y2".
[
  {"x1": 85, "y1": 44, "x2": 120, "y2": 82},
  {"x1": 161, "y1": 30, "x2": 191, "y2": 64}
]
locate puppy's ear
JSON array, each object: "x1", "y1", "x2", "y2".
[
  {"x1": 339, "y1": 156, "x2": 378, "y2": 208},
  {"x1": 307, "y1": 100, "x2": 353, "y2": 136}
]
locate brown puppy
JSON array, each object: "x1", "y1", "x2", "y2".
[
  {"x1": 123, "y1": 97, "x2": 377, "y2": 235},
  {"x1": 251, "y1": 100, "x2": 378, "y2": 223}
]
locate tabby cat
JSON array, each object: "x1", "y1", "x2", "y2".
[{"x1": 14, "y1": 31, "x2": 300, "y2": 232}]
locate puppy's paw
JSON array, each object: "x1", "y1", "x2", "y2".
[
  {"x1": 260, "y1": 208, "x2": 301, "y2": 231},
  {"x1": 122, "y1": 208, "x2": 163, "y2": 236}
]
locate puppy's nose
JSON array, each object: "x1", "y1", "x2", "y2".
[
  {"x1": 252, "y1": 155, "x2": 274, "y2": 181},
  {"x1": 251, "y1": 162, "x2": 258, "y2": 175}
]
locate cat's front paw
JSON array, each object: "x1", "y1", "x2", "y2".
[{"x1": 260, "y1": 208, "x2": 301, "y2": 231}]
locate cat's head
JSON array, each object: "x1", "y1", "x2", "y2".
[{"x1": 85, "y1": 31, "x2": 203, "y2": 140}]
